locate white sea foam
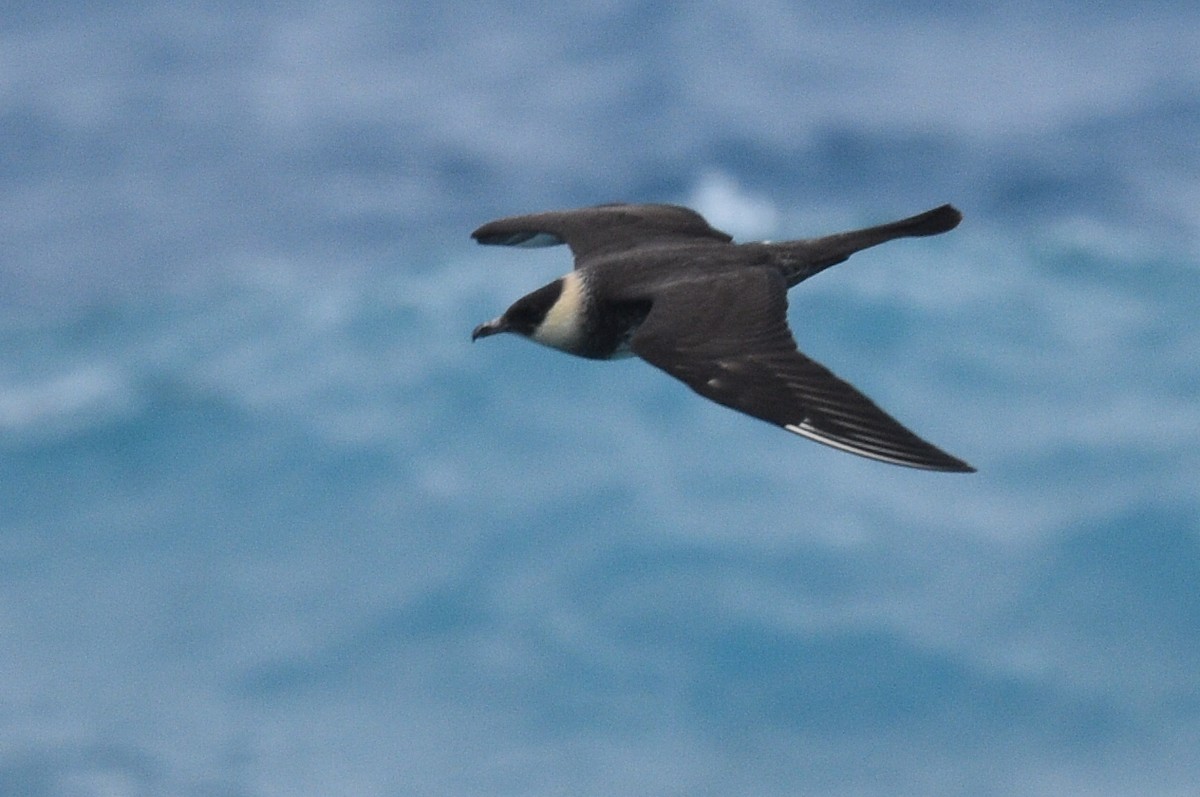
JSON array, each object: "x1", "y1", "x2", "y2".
[
  {"x1": 687, "y1": 171, "x2": 780, "y2": 240},
  {"x1": 0, "y1": 365, "x2": 134, "y2": 436}
]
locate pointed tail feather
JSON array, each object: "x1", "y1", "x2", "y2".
[
  {"x1": 876, "y1": 204, "x2": 962, "y2": 238},
  {"x1": 776, "y1": 204, "x2": 962, "y2": 286}
]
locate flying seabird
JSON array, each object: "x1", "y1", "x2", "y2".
[{"x1": 471, "y1": 202, "x2": 974, "y2": 472}]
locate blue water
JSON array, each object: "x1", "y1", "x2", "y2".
[{"x1": 3, "y1": 2, "x2": 1199, "y2": 795}]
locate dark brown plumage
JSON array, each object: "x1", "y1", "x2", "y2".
[{"x1": 471, "y1": 203, "x2": 974, "y2": 472}]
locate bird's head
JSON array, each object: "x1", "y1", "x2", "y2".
[{"x1": 472, "y1": 277, "x2": 567, "y2": 343}]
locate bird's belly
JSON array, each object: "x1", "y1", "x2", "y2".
[
  {"x1": 605, "y1": 320, "x2": 643, "y2": 359},
  {"x1": 576, "y1": 331, "x2": 637, "y2": 360},
  {"x1": 608, "y1": 342, "x2": 637, "y2": 359}
]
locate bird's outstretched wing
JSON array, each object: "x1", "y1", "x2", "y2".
[
  {"x1": 471, "y1": 203, "x2": 733, "y2": 263},
  {"x1": 629, "y1": 269, "x2": 975, "y2": 472}
]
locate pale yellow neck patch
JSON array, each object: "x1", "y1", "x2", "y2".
[{"x1": 531, "y1": 270, "x2": 586, "y2": 351}]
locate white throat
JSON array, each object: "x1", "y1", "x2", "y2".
[{"x1": 531, "y1": 271, "x2": 586, "y2": 351}]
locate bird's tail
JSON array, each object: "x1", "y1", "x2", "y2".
[{"x1": 774, "y1": 204, "x2": 962, "y2": 287}]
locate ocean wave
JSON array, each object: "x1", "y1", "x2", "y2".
[
  {"x1": 4, "y1": 3, "x2": 1200, "y2": 795},
  {"x1": 0, "y1": 364, "x2": 136, "y2": 438},
  {"x1": 3, "y1": 1, "x2": 1198, "y2": 310}
]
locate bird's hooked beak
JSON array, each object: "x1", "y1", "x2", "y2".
[{"x1": 471, "y1": 317, "x2": 507, "y2": 341}]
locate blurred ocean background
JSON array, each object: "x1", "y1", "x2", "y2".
[{"x1": 3, "y1": 2, "x2": 1199, "y2": 795}]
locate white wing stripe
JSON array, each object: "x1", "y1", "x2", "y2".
[{"x1": 784, "y1": 422, "x2": 946, "y2": 469}]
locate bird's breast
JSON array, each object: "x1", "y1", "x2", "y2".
[
  {"x1": 578, "y1": 293, "x2": 653, "y2": 360},
  {"x1": 529, "y1": 270, "x2": 654, "y2": 360}
]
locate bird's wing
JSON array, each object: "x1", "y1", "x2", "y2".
[
  {"x1": 471, "y1": 203, "x2": 733, "y2": 263},
  {"x1": 629, "y1": 269, "x2": 974, "y2": 472}
]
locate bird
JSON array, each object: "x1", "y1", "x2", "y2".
[{"x1": 470, "y1": 202, "x2": 974, "y2": 472}]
